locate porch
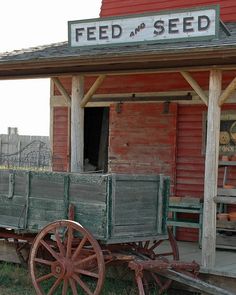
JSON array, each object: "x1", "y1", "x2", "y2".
[{"x1": 160, "y1": 240, "x2": 236, "y2": 294}]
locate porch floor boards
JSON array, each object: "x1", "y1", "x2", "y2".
[{"x1": 165, "y1": 240, "x2": 236, "y2": 276}]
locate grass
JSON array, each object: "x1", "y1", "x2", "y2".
[
  {"x1": 0, "y1": 263, "x2": 33, "y2": 295},
  {"x1": 2, "y1": 262, "x2": 203, "y2": 295},
  {"x1": 0, "y1": 263, "x2": 200, "y2": 295},
  {"x1": 0, "y1": 262, "x2": 151, "y2": 295}
]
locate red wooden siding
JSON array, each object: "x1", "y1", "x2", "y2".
[
  {"x1": 175, "y1": 105, "x2": 205, "y2": 241},
  {"x1": 53, "y1": 107, "x2": 69, "y2": 172},
  {"x1": 108, "y1": 103, "x2": 177, "y2": 192},
  {"x1": 176, "y1": 105, "x2": 206, "y2": 198},
  {"x1": 100, "y1": 0, "x2": 236, "y2": 22},
  {"x1": 176, "y1": 103, "x2": 236, "y2": 195},
  {"x1": 54, "y1": 72, "x2": 236, "y2": 96},
  {"x1": 175, "y1": 104, "x2": 236, "y2": 241}
]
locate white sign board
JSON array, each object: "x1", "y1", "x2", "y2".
[{"x1": 68, "y1": 6, "x2": 219, "y2": 47}]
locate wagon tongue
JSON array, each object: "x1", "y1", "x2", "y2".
[{"x1": 128, "y1": 259, "x2": 234, "y2": 295}]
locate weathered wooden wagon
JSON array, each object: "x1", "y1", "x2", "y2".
[{"x1": 0, "y1": 170, "x2": 232, "y2": 295}]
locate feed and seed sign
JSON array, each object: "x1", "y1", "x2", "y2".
[{"x1": 68, "y1": 6, "x2": 219, "y2": 47}]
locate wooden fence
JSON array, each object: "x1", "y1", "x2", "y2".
[{"x1": 0, "y1": 130, "x2": 51, "y2": 170}]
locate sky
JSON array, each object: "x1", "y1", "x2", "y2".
[{"x1": 0, "y1": 0, "x2": 101, "y2": 136}]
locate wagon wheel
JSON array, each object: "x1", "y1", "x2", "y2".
[
  {"x1": 130, "y1": 227, "x2": 179, "y2": 260},
  {"x1": 29, "y1": 220, "x2": 105, "y2": 295},
  {"x1": 130, "y1": 227, "x2": 179, "y2": 295}
]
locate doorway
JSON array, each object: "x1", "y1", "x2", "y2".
[{"x1": 84, "y1": 107, "x2": 109, "y2": 172}]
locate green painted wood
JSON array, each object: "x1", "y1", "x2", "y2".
[
  {"x1": 28, "y1": 209, "x2": 65, "y2": 222},
  {"x1": 167, "y1": 220, "x2": 201, "y2": 228},
  {"x1": 167, "y1": 195, "x2": 203, "y2": 245},
  {"x1": 30, "y1": 178, "x2": 64, "y2": 199},
  {"x1": 14, "y1": 174, "x2": 27, "y2": 196},
  {"x1": 0, "y1": 169, "x2": 171, "y2": 244},
  {"x1": 0, "y1": 215, "x2": 25, "y2": 229},
  {"x1": 168, "y1": 208, "x2": 202, "y2": 213},
  {"x1": 109, "y1": 174, "x2": 170, "y2": 242},
  {"x1": 29, "y1": 198, "x2": 64, "y2": 211},
  {"x1": 0, "y1": 195, "x2": 26, "y2": 206},
  {"x1": 0, "y1": 170, "x2": 27, "y2": 229},
  {"x1": 0, "y1": 170, "x2": 10, "y2": 194}
]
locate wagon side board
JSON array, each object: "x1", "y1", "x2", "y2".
[
  {"x1": 0, "y1": 170, "x2": 27, "y2": 229},
  {"x1": 106, "y1": 174, "x2": 170, "y2": 244},
  {"x1": 0, "y1": 170, "x2": 109, "y2": 240},
  {"x1": 0, "y1": 170, "x2": 170, "y2": 244}
]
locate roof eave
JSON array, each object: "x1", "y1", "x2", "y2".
[{"x1": 1, "y1": 45, "x2": 236, "y2": 79}]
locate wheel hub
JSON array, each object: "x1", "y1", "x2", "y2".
[
  {"x1": 51, "y1": 261, "x2": 65, "y2": 277},
  {"x1": 51, "y1": 259, "x2": 75, "y2": 278}
]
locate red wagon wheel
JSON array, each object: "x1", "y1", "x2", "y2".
[
  {"x1": 29, "y1": 220, "x2": 105, "y2": 295},
  {"x1": 130, "y1": 227, "x2": 179, "y2": 261},
  {"x1": 130, "y1": 227, "x2": 179, "y2": 295}
]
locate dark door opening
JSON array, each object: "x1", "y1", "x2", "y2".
[{"x1": 84, "y1": 107, "x2": 109, "y2": 172}]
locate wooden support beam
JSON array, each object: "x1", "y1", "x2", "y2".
[
  {"x1": 71, "y1": 76, "x2": 84, "y2": 172},
  {"x1": 180, "y1": 71, "x2": 208, "y2": 105},
  {"x1": 214, "y1": 196, "x2": 236, "y2": 204},
  {"x1": 97, "y1": 108, "x2": 109, "y2": 171},
  {"x1": 80, "y1": 75, "x2": 106, "y2": 108},
  {"x1": 218, "y1": 76, "x2": 236, "y2": 106},
  {"x1": 52, "y1": 77, "x2": 71, "y2": 106},
  {"x1": 50, "y1": 79, "x2": 55, "y2": 152},
  {"x1": 202, "y1": 69, "x2": 222, "y2": 269}
]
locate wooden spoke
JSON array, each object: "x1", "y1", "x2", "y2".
[
  {"x1": 36, "y1": 272, "x2": 54, "y2": 283},
  {"x1": 40, "y1": 240, "x2": 59, "y2": 261},
  {"x1": 74, "y1": 253, "x2": 97, "y2": 267},
  {"x1": 30, "y1": 220, "x2": 105, "y2": 295},
  {"x1": 72, "y1": 235, "x2": 88, "y2": 260},
  {"x1": 75, "y1": 268, "x2": 99, "y2": 278},
  {"x1": 73, "y1": 273, "x2": 94, "y2": 295},
  {"x1": 69, "y1": 278, "x2": 78, "y2": 295},
  {"x1": 62, "y1": 278, "x2": 69, "y2": 295},
  {"x1": 66, "y1": 226, "x2": 73, "y2": 258},
  {"x1": 34, "y1": 258, "x2": 54, "y2": 266},
  {"x1": 55, "y1": 228, "x2": 66, "y2": 256},
  {"x1": 144, "y1": 241, "x2": 150, "y2": 249},
  {"x1": 130, "y1": 231, "x2": 179, "y2": 295},
  {"x1": 47, "y1": 277, "x2": 62, "y2": 295},
  {"x1": 149, "y1": 240, "x2": 162, "y2": 251}
]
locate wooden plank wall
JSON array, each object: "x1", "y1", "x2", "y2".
[
  {"x1": 100, "y1": 0, "x2": 236, "y2": 22},
  {"x1": 176, "y1": 105, "x2": 206, "y2": 199},
  {"x1": 54, "y1": 72, "x2": 236, "y2": 97},
  {"x1": 176, "y1": 104, "x2": 236, "y2": 241},
  {"x1": 53, "y1": 107, "x2": 69, "y2": 172},
  {"x1": 108, "y1": 103, "x2": 177, "y2": 193},
  {"x1": 0, "y1": 133, "x2": 49, "y2": 156}
]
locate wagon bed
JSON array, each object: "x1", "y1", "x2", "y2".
[{"x1": 0, "y1": 170, "x2": 169, "y2": 244}]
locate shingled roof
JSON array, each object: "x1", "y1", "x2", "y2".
[{"x1": 0, "y1": 22, "x2": 236, "y2": 78}]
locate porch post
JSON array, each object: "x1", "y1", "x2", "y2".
[
  {"x1": 202, "y1": 70, "x2": 222, "y2": 268},
  {"x1": 71, "y1": 75, "x2": 84, "y2": 172}
]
